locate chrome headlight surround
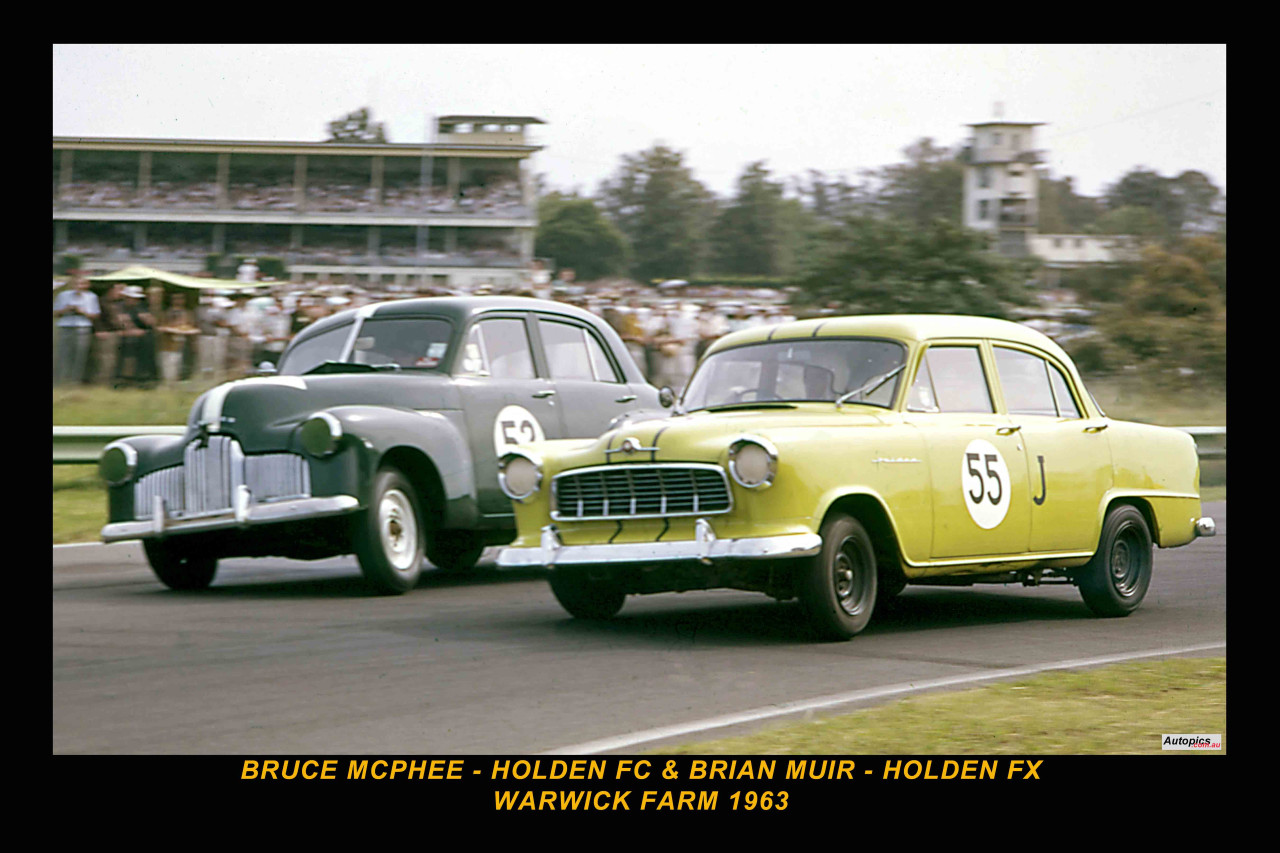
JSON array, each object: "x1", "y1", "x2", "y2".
[
  {"x1": 300, "y1": 412, "x2": 344, "y2": 458},
  {"x1": 99, "y1": 441, "x2": 138, "y2": 486},
  {"x1": 727, "y1": 435, "x2": 778, "y2": 490},
  {"x1": 498, "y1": 449, "x2": 544, "y2": 502}
]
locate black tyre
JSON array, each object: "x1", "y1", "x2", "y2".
[
  {"x1": 353, "y1": 468, "x2": 424, "y2": 594},
  {"x1": 1077, "y1": 504, "x2": 1152, "y2": 617},
  {"x1": 549, "y1": 567, "x2": 626, "y2": 620},
  {"x1": 797, "y1": 513, "x2": 878, "y2": 641},
  {"x1": 426, "y1": 531, "x2": 485, "y2": 572},
  {"x1": 143, "y1": 539, "x2": 218, "y2": 590}
]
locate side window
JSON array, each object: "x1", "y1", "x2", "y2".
[
  {"x1": 1047, "y1": 363, "x2": 1082, "y2": 419},
  {"x1": 994, "y1": 347, "x2": 1057, "y2": 416},
  {"x1": 457, "y1": 318, "x2": 535, "y2": 379},
  {"x1": 909, "y1": 346, "x2": 993, "y2": 414},
  {"x1": 539, "y1": 319, "x2": 620, "y2": 382}
]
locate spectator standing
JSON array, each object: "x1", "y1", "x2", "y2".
[
  {"x1": 117, "y1": 285, "x2": 157, "y2": 387},
  {"x1": 236, "y1": 257, "x2": 260, "y2": 283},
  {"x1": 259, "y1": 299, "x2": 293, "y2": 367},
  {"x1": 225, "y1": 291, "x2": 256, "y2": 376},
  {"x1": 156, "y1": 292, "x2": 200, "y2": 384},
  {"x1": 696, "y1": 305, "x2": 729, "y2": 362},
  {"x1": 195, "y1": 292, "x2": 232, "y2": 383},
  {"x1": 92, "y1": 283, "x2": 127, "y2": 385},
  {"x1": 53, "y1": 273, "x2": 100, "y2": 385}
]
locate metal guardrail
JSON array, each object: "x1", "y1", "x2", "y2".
[
  {"x1": 52, "y1": 424, "x2": 1227, "y2": 465},
  {"x1": 53, "y1": 426, "x2": 186, "y2": 464}
]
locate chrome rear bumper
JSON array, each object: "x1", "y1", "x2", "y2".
[
  {"x1": 102, "y1": 488, "x2": 360, "y2": 543},
  {"x1": 1194, "y1": 517, "x2": 1216, "y2": 538},
  {"x1": 497, "y1": 518, "x2": 823, "y2": 568}
]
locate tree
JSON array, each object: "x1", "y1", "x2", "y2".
[
  {"x1": 709, "y1": 162, "x2": 789, "y2": 276},
  {"x1": 598, "y1": 144, "x2": 716, "y2": 282},
  {"x1": 795, "y1": 215, "x2": 1031, "y2": 316},
  {"x1": 534, "y1": 193, "x2": 628, "y2": 281},
  {"x1": 1037, "y1": 175, "x2": 1102, "y2": 233},
  {"x1": 863, "y1": 138, "x2": 965, "y2": 226},
  {"x1": 326, "y1": 107, "x2": 388, "y2": 143}
]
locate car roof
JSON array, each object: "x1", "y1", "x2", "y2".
[
  {"x1": 294, "y1": 296, "x2": 604, "y2": 341},
  {"x1": 705, "y1": 314, "x2": 1073, "y2": 363}
]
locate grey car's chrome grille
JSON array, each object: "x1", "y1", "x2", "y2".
[
  {"x1": 133, "y1": 437, "x2": 310, "y2": 519},
  {"x1": 552, "y1": 464, "x2": 732, "y2": 521}
]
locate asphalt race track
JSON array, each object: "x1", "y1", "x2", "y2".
[{"x1": 53, "y1": 502, "x2": 1225, "y2": 754}]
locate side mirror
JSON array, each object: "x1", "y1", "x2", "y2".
[
  {"x1": 256, "y1": 361, "x2": 277, "y2": 376},
  {"x1": 659, "y1": 386, "x2": 675, "y2": 409}
]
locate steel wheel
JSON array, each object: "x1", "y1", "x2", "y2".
[
  {"x1": 1078, "y1": 504, "x2": 1153, "y2": 617},
  {"x1": 798, "y1": 513, "x2": 878, "y2": 640},
  {"x1": 353, "y1": 468, "x2": 424, "y2": 594}
]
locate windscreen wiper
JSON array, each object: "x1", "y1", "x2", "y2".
[{"x1": 835, "y1": 365, "x2": 905, "y2": 408}]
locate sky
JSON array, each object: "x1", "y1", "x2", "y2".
[{"x1": 52, "y1": 44, "x2": 1226, "y2": 200}]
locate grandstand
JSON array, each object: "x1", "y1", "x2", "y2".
[{"x1": 52, "y1": 116, "x2": 544, "y2": 291}]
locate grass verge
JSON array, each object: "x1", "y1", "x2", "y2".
[{"x1": 654, "y1": 657, "x2": 1225, "y2": 755}]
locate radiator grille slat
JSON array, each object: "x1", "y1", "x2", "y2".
[
  {"x1": 134, "y1": 437, "x2": 310, "y2": 520},
  {"x1": 552, "y1": 464, "x2": 731, "y2": 521}
]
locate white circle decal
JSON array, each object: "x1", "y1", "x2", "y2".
[
  {"x1": 961, "y1": 439, "x2": 1011, "y2": 529},
  {"x1": 493, "y1": 405, "x2": 546, "y2": 456}
]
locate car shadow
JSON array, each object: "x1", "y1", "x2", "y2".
[{"x1": 542, "y1": 586, "x2": 1091, "y2": 647}]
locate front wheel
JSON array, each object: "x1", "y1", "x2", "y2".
[
  {"x1": 549, "y1": 567, "x2": 626, "y2": 620},
  {"x1": 353, "y1": 468, "x2": 424, "y2": 594},
  {"x1": 1077, "y1": 504, "x2": 1152, "y2": 617},
  {"x1": 797, "y1": 514, "x2": 878, "y2": 641},
  {"x1": 143, "y1": 539, "x2": 218, "y2": 590}
]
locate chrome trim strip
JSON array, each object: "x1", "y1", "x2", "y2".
[
  {"x1": 497, "y1": 521, "x2": 822, "y2": 567},
  {"x1": 549, "y1": 462, "x2": 733, "y2": 521},
  {"x1": 102, "y1": 495, "x2": 361, "y2": 543}
]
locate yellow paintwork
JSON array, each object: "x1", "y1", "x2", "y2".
[{"x1": 508, "y1": 315, "x2": 1204, "y2": 574}]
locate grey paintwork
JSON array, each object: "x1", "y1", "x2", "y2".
[{"x1": 103, "y1": 296, "x2": 663, "y2": 559}]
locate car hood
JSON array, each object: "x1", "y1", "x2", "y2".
[
  {"x1": 188, "y1": 373, "x2": 461, "y2": 451},
  {"x1": 536, "y1": 404, "x2": 892, "y2": 472}
]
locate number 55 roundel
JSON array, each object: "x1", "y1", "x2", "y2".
[{"x1": 962, "y1": 439, "x2": 1011, "y2": 529}]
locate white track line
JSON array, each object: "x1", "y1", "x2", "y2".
[{"x1": 540, "y1": 642, "x2": 1227, "y2": 755}]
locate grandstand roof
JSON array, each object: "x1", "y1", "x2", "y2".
[
  {"x1": 437, "y1": 115, "x2": 545, "y2": 124},
  {"x1": 52, "y1": 136, "x2": 541, "y2": 155}
]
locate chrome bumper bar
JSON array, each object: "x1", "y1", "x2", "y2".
[
  {"x1": 1195, "y1": 517, "x2": 1216, "y2": 538},
  {"x1": 497, "y1": 518, "x2": 824, "y2": 568},
  {"x1": 101, "y1": 487, "x2": 360, "y2": 543}
]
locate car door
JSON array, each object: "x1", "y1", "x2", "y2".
[
  {"x1": 533, "y1": 315, "x2": 648, "y2": 438},
  {"x1": 901, "y1": 341, "x2": 1031, "y2": 561},
  {"x1": 991, "y1": 344, "x2": 1113, "y2": 554},
  {"x1": 453, "y1": 313, "x2": 566, "y2": 515}
]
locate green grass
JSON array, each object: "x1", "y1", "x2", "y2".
[
  {"x1": 52, "y1": 465, "x2": 110, "y2": 544},
  {"x1": 52, "y1": 382, "x2": 218, "y2": 426},
  {"x1": 1083, "y1": 375, "x2": 1225, "y2": 427},
  {"x1": 655, "y1": 657, "x2": 1226, "y2": 755}
]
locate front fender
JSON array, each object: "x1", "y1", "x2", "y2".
[
  {"x1": 317, "y1": 406, "x2": 478, "y2": 527},
  {"x1": 104, "y1": 434, "x2": 189, "y2": 522}
]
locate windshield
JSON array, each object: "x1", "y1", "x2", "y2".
[
  {"x1": 681, "y1": 338, "x2": 907, "y2": 412},
  {"x1": 277, "y1": 317, "x2": 453, "y2": 375}
]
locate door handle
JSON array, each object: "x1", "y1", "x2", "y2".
[
  {"x1": 1084, "y1": 423, "x2": 1109, "y2": 433},
  {"x1": 996, "y1": 425, "x2": 1022, "y2": 435},
  {"x1": 532, "y1": 389, "x2": 556, "y2": 399},
  {"x1": 615, "y1": 395, "x2": 637, "y2": 404}
]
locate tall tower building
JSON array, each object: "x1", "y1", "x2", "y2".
[{"x1": 962, "y1": 119, "x2": 1044, "y2": 257}]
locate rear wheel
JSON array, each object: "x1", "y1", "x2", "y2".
[
  {"x1": 797, "y1": 513, "x2": 878, "y2": 640},
  {"x1": 549, "y1": 567, "x2": 626, "y2": 620},
  {"x1": 1077, "y1": 504, "x2": 1152, "y2": 617},
  {"x1": 143, "y1": 539, "x2": 218, "y2": 590},
  {"x1": 426, "y1": 531, "x2": 485, "y2": 572},
  {"x1": 353, "y1": 468, "x2": 424, "y2": 594}
]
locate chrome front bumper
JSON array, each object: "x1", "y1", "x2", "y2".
[
  {"x1": 497, "y1": 518, "x2": 824, "y2": 568},
  {"x1": 101, "y1": 487, "x2": 360, "y2": 543},
  {"x1": 1195, "y1": 517, "x2": 1216, "y2": 538}
]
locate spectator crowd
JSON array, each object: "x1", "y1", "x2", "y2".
[{"x1": 53, "y1": 269, "x2": 796, "y2": 393}]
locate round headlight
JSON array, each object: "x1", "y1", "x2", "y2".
[
  {"x1": 99, "y1": 442, "x2": 138, "y2": 486},
  {"x1": 499, "y1": 451, "x2": 543, "y2": 501},
  {"x1": 300, "y1": 412, "x2": 343, "y2": 457},
  {"x1": 728, "y1": 437, "x2": 777, "y2": 489}
]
